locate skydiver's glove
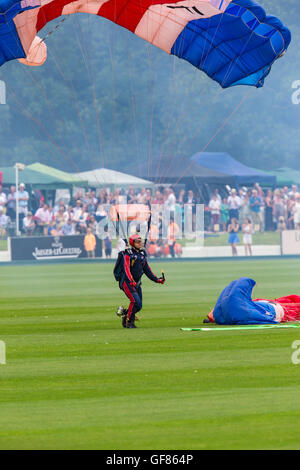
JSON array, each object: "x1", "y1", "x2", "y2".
[{"x1": 157, "y1": 277, "x2": 165, "y2": 284}]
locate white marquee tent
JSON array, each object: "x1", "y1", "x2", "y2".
[{"x1": 73, "y1": 168, "x2": 154, "y2": 188}]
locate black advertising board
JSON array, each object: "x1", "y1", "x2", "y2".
[{"x1": 9, "y1": 235, "x2": 102, "y2": 261}]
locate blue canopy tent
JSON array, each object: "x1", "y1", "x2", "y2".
[{"x1": 191, "y1": 152, "x2": 276, "y2": 187}]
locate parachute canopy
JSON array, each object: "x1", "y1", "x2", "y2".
[
  {"x1": 110, "y1": 204, "x2": 150, "y2": 222},
  {"x1": 0, "y1": 0, "x2": 291, "y2": 88}
]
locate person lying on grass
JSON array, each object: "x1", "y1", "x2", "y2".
[{"x1": 204, "y1": 277, "x2": 300, "y2": 325}]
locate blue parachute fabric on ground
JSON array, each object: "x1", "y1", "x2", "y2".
[
  {"x1": 212, "y1": 277, "x2": 278, "y2": 325},
  {"x1": 171, "y1": 0, "x2": 291, "y2": 88}
]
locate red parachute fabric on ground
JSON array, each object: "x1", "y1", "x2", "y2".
[
  {"x1": 275, "y1": 295, "x2": 300, "y2": 322},
  {"x1": 207, "y1": 295, "x2": 300, "y2": 324},
  {"x1": 255, "y1": 295, "x2": 300, "y2": 322}
]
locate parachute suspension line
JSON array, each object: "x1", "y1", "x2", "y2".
[
  {"x1": 159, "y1": 26, "x2": 257, "y2": 185},
  {"x1": 48, "y1": 10, "x2": 108, "y2": 192},
  {"x1": 39, "y1": 10, "x2": 105, "y2": 189},
  {"x1": 21, "y1": 65, "x2": 83, "y2": 166},
  {"x1": 154, "y1": 0, "x2": 261, "y2": 185},
  {"x1": 44, "y1": 23, "x2": 96, "y2": 175},
  {"x1": 146, "y1": 43, "x2": 155, "y2": 179},
  {"x1": 154, "y1": 31, "x2": 189, "y2": 185},
  {"x1": 73, "y1": 13, "x2": 121, "y2": 193},
  {"x1": 2, "y1": 78, "x2": 87, "y2": 181},
  {"x1": 155, "y1": 74, "x2": 206, "y2": 186},
  {"x1": 6, "y1": 55, "x2": 78, "y2": 171},
  {"x1": 137, "y1": 0, "x2": 170, "y2": 181},
  {"x1": 45, "y1": 8, "x2": 115, "y2": 192},
  {"x1": 38, "y1": 17, "x2": 69, "y2": 45},
  {"x1": 129, "y1": 0, "x2": 258, "y2": 186},
  {"x1": 68, "y1": 16, "x2": 100, "y2": 176},
  {"x1": 173, "y1": 87, "x2": 255, "y2": 187},
  {"x1": 158, "y1": 88, "x2": 224, "y2": 185},
  {"x1": 156, "y1": 78, "x2": 212, "y2": 185},
  {"x1": 71, "y1": 15, "x2": 107, "y2": 177},
  {"x1": 0, "y1": 17, "x2": 84, "y2": 173},
  {"x1": 127, "y1": 46, "x2": 142, "y2": 178},
  {"x1": 82, "y1": 16, "x2": 107, "y2": 172},
  {"x1": 154, "y1": 17, "x2": 203, "y2": 184},
  {"x1": 140, "y1": 0, "x2": 155, "y2": 179},
  {"x1": 31, "y1": 8, "x2": 94, "y2": 174},
  {"x1": 1, "y1": 0, "x2": 289, "y2": 185},
  {"x1": 44, "y1": 8, "x2": 106, "y2": 190},
  {"x1": 156, "y1": 13, "x2": 225, "y2": 185},
  {"x1": 106, "y1": 24, "x2": 118, "y2": 172}
]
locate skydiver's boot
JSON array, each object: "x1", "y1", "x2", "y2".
[
  {"x1": 116, "y1": 306, "x2": 125, "y2": 317},
  {"x1": 126, "y1": 313, "x2": 137, "y2": 329},
  {"x1": 122, "y1": 309, "x2": 128, "y2": 328}
]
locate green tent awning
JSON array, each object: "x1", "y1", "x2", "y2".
[
  {"x1": 27, "y1": 162, "x2": 89, "y2": 187},
  {"x1": 0, "y1": 166, "x2": 78, "y2": 189},
  {"x1": 266, "y1": 167, "x2": 300, "y2": 186}
]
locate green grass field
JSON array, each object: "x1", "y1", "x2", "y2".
[{"x1": 0, "y1": 258, "x2": 300, "y2": 450}]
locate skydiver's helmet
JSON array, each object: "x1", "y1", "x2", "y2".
[{"x1": 129, "y1": 234, "x2": 142, "y2": 248}]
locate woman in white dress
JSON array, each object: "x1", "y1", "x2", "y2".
[{"x1": 242, "y1": 217, "x2": 253, "y2": 256}]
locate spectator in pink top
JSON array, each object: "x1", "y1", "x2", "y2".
[{"x1": 34, "y1": 204, "x2": 52, "y2": 235}]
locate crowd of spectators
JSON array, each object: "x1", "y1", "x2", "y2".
[
  {"x1": 0, "y1": 183, "x2": 186, "y2": 257},
  {"x1": 207, "y1": 183, "x2": 300, "y2": 233},
  {"x1": 0, "y1": 181, "x2": 299, "y2": 257}
]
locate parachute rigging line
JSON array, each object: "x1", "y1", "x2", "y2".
[{"x1": 173, "y1": 86, "x2": 255, "y2": 187}]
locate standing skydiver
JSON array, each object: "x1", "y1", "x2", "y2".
[{"x1": 114, "y1": 234, "x2": 165, "y2": 328}]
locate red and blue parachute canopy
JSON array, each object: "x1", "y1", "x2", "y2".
[{"x1": 0, "y1": 0, "x2": 291, "y2": 88}]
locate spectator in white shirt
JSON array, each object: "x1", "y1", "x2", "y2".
[
  {"x1": 213, "y1": 188, "x2": 222, "y2": 204},
  {"x1": 75, "y1": 205, "x2": 88, "y2": 234},
  {"x1": 34, "y1": 204, "x2": 52, "y2": 235},
  {"x1": 209, "y1": 194, "x2": 221, "y2": 231},
  {"x1": 164, "y1": 187, "x2": 176, "y2": 213},
  {"x1": 136, "y1": 188, "x2": 147, "y2": 204},
  {"x1": 16, "y1": 183, "x2": 29, "y2": 232},
  {"x1": 227, "y1": 189, "x2": 241, "y2": 220},
  {"x1": 73, "y1": 200, "x2": 84, "y2": 222},
  {"x1": 22, "y1": 211, "x2": 36, "y2": 236},
  {"x1": 288, "y1": 185, "x2": 298, "y2": 198},
  {"x1": 0, "y1": 185, "x2": 7, "y2": 210},
  {"x1": 16, "y1": 183, "x2": 29, "y2": 214}
]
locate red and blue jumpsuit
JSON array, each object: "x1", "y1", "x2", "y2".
[{"x1": 115, "y1": 248, "x2": 161, "y2": 325}]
